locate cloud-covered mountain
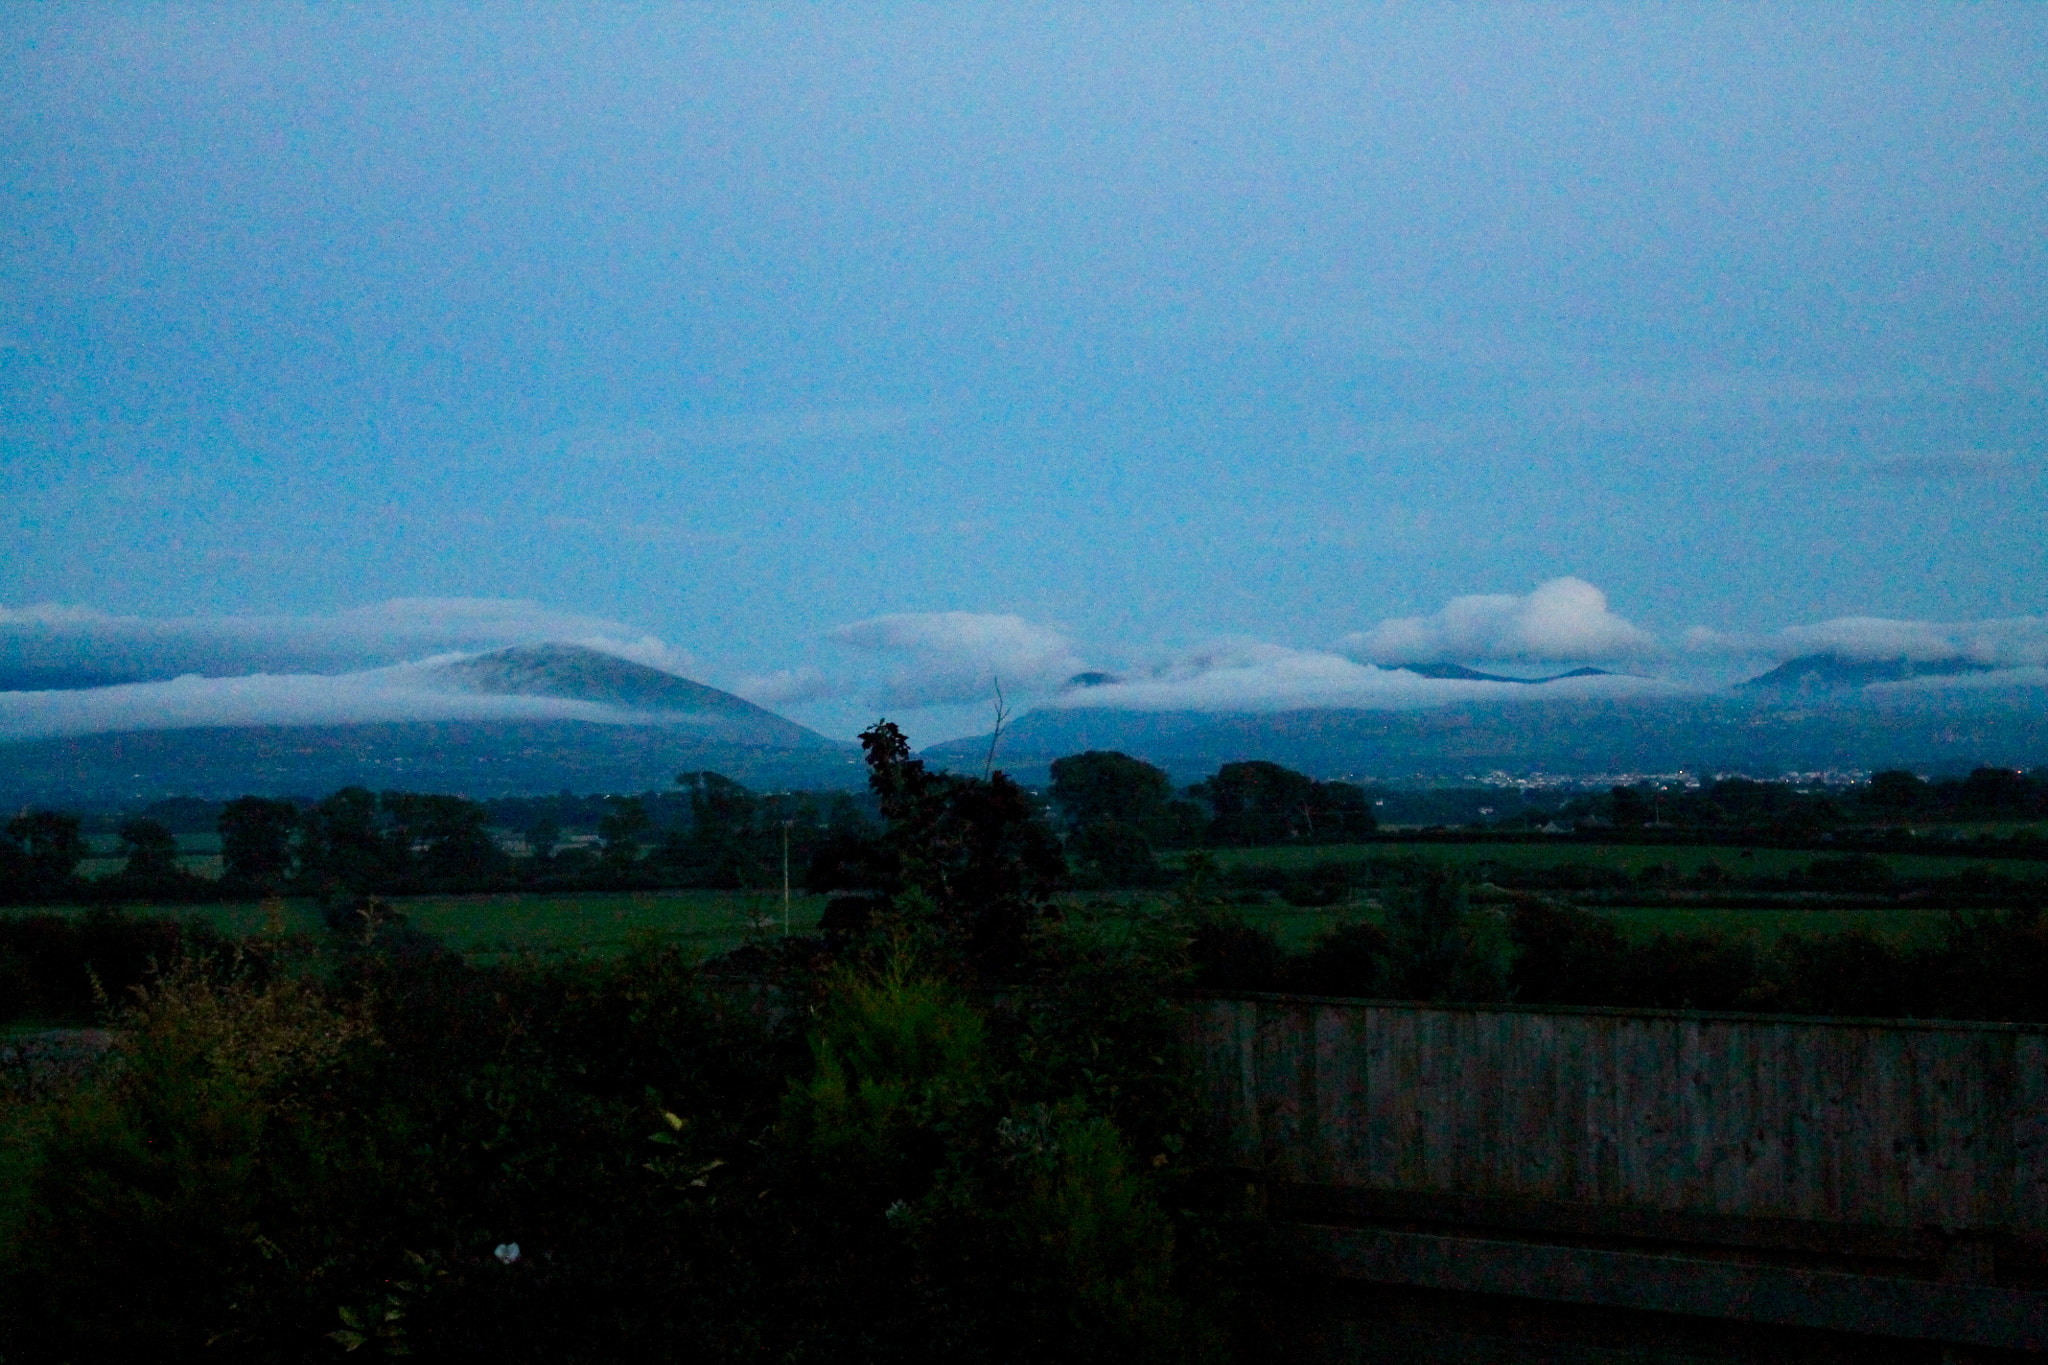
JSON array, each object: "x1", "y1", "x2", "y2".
[
  {"x1": 6, "y1": 586, "x2": 2047, "y2": 799},
  {"x1": 928, "y1": 683, "x2": 2048, "y2": 786},
  {"x1": 0, "y1": 599, "x2": 700, "y2": 691},
  {"x1": 0, "y1": 643, "x2": 855, "y2": 803},
  {"x1": 1738, "y1": 653, "x2": 1997, "y2": 694}
]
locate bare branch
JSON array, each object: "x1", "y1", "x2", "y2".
[{"x1": 982, "y1": 675, "x2": 1009, "y2": 779}]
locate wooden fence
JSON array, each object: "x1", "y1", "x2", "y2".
[{"x1": 1190, "y1": 994, "x2": 2048, "y2": 1355}]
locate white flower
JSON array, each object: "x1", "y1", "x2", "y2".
[{"x1": 493, "y1": 1242, "x2": 520, "y2": 1264}]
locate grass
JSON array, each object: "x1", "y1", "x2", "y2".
[
  {"x1": 4, "y1": 891, "x2": 833, "y2": 961},
  {"x1": 1181, "y1": 841, "x2": 2045, "y2": 883},
  {"x1": 1189, "y1": 895, "x2": 1956, "y2": 952}
]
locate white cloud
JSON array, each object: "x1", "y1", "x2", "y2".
[
  {"x1": 572, "y1": 635, "x2": 703, "y2": 678},
  {"x1": 829, "y1": 612, "x2": 1086, "y2": 707},
  {"x1": 0, "y1": 663, "x2": 632, "y2": 742},
  {"x1": 1337, "y1": 578, "x2": 1659, "y2": 665},
  {"x1": 1685, "y1": 614, "x2": 2048, "y2": 667},
  {"x1": 732, "y1": 666, "x2": 838, "y2": 707},
  {"x1": 1049, "y1": 639, "x2": 1679, "y2": 714},
  {"x1": 0, "y1": 603, "x2": 111, "y2": 626},
  {"x1": 1864, "y1": 667, "x2": 2048, "y2": 697},
  {"x1": 0, "y1": 597, "x2": 686, "y2": 682}
]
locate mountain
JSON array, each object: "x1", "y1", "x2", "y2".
[
  {"x1": 1739, "y1": 653, "x2": 1995, "y2": 693},
  {"x1": 424, "y1": 644, "x2": 831, "y2": 748},
  {"x1": 0, "y1": 644, "x2": 860, "y2": 804},
  {"x1": 1397, "y1": 663, "x2": 1615, "y2": 684},
  {"x1": 930, "y1": 685, "x2": 2048, "y2": 785}
]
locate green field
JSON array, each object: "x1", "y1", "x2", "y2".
[
  {"x1": 1181, "y1": 895, "x2": 1951, "y2": 952},
  {"x1": 1183, "y1": 840, "x2": 2044, "y2": 883},
  {"x1": 5, "y1": 890, "x2": 833, "y2": 960}
]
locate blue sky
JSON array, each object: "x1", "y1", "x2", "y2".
[{"x1": 3, "y1": 6, "x2": 2044, "y2": 740}]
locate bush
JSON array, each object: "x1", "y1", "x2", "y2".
[
  {"x1": 15, "y1": 958, "x2": 380, "y2": 1361},
  {"x1": 1288, "y1": 920, "x2": 1389, "y2": 996}
]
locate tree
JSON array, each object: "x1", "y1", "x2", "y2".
[
  {"x1": 1188, "y1": 761, "x2": 1375, "y2": 845},
  {"x1": 1863, "y1": 770, "x2": 1930, "y2": 811},
  {"x1": 1049, "y1": 752, "x2": 1172, "y2": 832},
  {"x1": 597, "y1": 797, "x2": 652, "y2": 867},
  {"x1": 815, "y1": 721, "x2": 1066, "y2": 980},
  {"x1": 219, "y1": 797, "x2": 299, "y2": 884},
  {"x1": 116, "y1": 818, "x2": 182, "y2": 881},
  {"x1": 4, "y1": 810, "x2": 89, "y2": 898},
  {"x1": 297, "y1": 788, "x2": 392, "y2": 892},
  {"x1": 402, "y1": 794, "x2": 504, "y2": 882},
  {"x1": 1609, "y1": 786, "x2": 1651, "y2": 830}
]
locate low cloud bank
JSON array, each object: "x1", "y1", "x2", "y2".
[
  {"x1": 733, "y1": 666, "x2": 838, "y2": 708},
  {"x1": 1685, "y1": 615, "x2": 2048, "y2": 668},
  {"x1": 0, "y1": 598, "x2": 695, "y2": 686},
  {"x1": 828, "y1": 612, "x2": 1085, "y2": 708},
  {"x1": 1044, "y1": 640, "x2": 1680, "y2": 715},
  {"x1": 1338, "y1": 578, "x2": 1658, "y2": 665},
  {"x1": 0, "y1": 663, "x2": 633, "y2": 742}
]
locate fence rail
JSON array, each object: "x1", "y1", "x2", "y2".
[{"x1": 1191, "y1": 993, "x2": 2048, "y2": 1239}]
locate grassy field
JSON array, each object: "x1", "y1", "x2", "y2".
[
  {"x1": 5, "y1": 890, "x2": 833, "y2": 961},
  {"x1": 1179, "y1": 895, "x2": 1953, "y2": 952},
  {"x1": 1183, "y1": 841, "x2": 2044, "y2": 883}
]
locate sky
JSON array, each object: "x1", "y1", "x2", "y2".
[{"x1": 3, "y1": 6, "x2": 2045, "y2": 741}]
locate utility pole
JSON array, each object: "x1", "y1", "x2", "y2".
[{"x1": 781, "y1": 819, "x2": 793, "y2": 936}]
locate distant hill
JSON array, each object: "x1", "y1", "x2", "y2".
[
  {"x1": 425, "y1": 644, "x2": 833, "y2": 748},
  {"x1": 1397, "y1": 663, "x2": 1615, "y2": 684},
  {"x1": 931, "y1": 687, "x2": 2048, "y2": 786},
  {"x1": 0, "y1": 644, "x2": 859, "y2": 803},
  {"x1": 1738, "y1": 653, "x2": 1995, "y2": 693}
]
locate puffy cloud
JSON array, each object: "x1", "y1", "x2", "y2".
[
  {"x1": 1050, "y1": 639, "x2": 1679, "y2": 714},
  {"x1": 732, "y1": 666, "x2": 839, "y2": 707},
  {"x1": 829, "y1": 612, "x2": 1086, "y2": 708},
  {"x1": 0, "y1": 598, "x2": 689, "y2": 687},
  {"x1": 0, "y1": 663, "x2": 631, "y2": 742},
  {"x1": 1685, "y1": 614, "x2": 2048, "y2": 667},
  {"x1": 1337, "y1": 578, "x2": 1659, "y2": 665}
]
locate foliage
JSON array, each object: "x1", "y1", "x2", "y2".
[
  {"x1": 1187, "y1": 762, "x2": 1376, "y2": 847},
  {"x1": 808, "y1": 721, "x2": 1066, "y2": 983},
  {"x1": 219, "y1": 796, "x2": 299, "y2": 886}
]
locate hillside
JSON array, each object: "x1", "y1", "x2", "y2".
[
  {"x1": 1739, "y1": 653, "x2": 1995, "y2": 693},
  {"x1": 931, "y1": 687, "x2": 2048, "y2": 785},
  {"x1": 425, "y1": 644, "x2": 834, "y2": 748},
  {"x1": 0, "y1": 644, "x2": 857, "y2": 802}
]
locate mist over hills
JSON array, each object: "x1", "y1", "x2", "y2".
[
  {"x1": 4, "y1": 637, "x2": 2046, "y2": 804},
  {"x1": 926, "y1": 665, "x2": 2048, "y2": 786},
  {"x1": 1737, "y1": 653, "x2": 1998, "y2": 694},
  {"x1": 0, "y1": 644, "x2": 858, "y2": 804}
]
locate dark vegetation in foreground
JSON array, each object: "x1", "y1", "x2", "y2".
[
  {"x1": 1179, "y1": 857, "x2": 2046, "y2": 1022},
  {"x1": 1, "y1": 724, "x2": 1276, "y2": 1364},
  {"x1": 2, "y1": 731, "x2": 2045, "y2": 1362}
]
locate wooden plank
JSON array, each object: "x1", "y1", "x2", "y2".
[{"x1": 1194, "y1": 996, "x2": 2048, "y2": 1237}]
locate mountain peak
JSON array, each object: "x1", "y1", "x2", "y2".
[
  {"x1": 426, "y1": 643, "x2": 837, "y2": 748},
  {"x1": 1396, "y1": 663, "x2": 1614, "y2": 684},
  {"x1": 1738, "y1": 653, "x2": 1994, "y2": 693}
]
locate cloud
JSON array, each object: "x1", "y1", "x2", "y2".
[
  {"x1": 0, "y1": 663, "x2": 634, "y2": 742},
  {"x1": 1864, "y1": 667, "x2": 2048, "y2": 697},
  {"x1": 1858, "y1": 450, "x2": 2028, "y2": 482},
  {"x1": 540, "y1": 406, "x2": 938, "y2": 464},
  {"x1": 0, "y1": 598, "x2": 689, "y2": 687},
  {"x1": 1048, "y1": 640, "x2": 1679, "y2": 715},
  {"x1": 1337, "y1": 578, "x2": 1659, "y2": 665},
  {"x1": 829, "y1": 612, "x2": 1087, "y2": 708},
  {"x1": 732, "y1": 666, "x2": 839, "y2": 707},
  {"x1": 1685, "y1": 614, "x2": 2048, "y2": 667}
]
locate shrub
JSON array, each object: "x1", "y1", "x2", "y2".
[{"x1": 786, "y1": 957, "x2": 993, "y2": 1195}]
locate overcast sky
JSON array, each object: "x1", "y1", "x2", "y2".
[{"x1": 4, "y1": 6, "x2": 2044, "y2": 739}]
